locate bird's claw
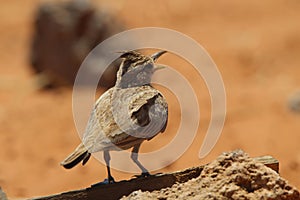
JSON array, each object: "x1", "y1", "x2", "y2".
[
  {"x1": 105, "y1": 177, "x2": 115, "y2": 184},
  {"x1": 91, "y1": 177, "x2": 115, "y2": 187},
  {"x1": 133, "y1": 172, "x2": 151, "y2": 178}
]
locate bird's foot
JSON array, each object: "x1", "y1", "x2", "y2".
[
  {"x1": 103, "y1": 177, "x2": 115, "y2": 184},
  {"x1": 91, "y1": 176, "x2": 115, "y2": 187},
  {"x1": 133, "y1": 172, "x2": 151, "y2": 178}
]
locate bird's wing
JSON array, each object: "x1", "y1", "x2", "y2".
[
  {"x1": 127, "y1": 86, "x2": 168, "y2": 139},
  {"x1": 82, "y1": 88, "x2": 122, "y2": 152},
  {"x1": 106, "y1": 85, "x2": 168, "y2": 141},
  {"x1": 82, "y1": 86, "x2": 168, "y2": 153},
  {"x1": 128, "y1": 86, "x2": 161, "y2": 114}
]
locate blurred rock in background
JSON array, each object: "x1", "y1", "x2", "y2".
[
  {"x1": 30, "y1": 0, "x2": 124, "y2": 89},
  {"x1": 0, "y1": 187, "x2": 8, "y2": 200},
  {"x1": 288, "y1": 91, "x2": 300, "y2": 113}
]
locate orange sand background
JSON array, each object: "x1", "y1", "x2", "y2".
[{"x1": 1, "y1": 0, "x2": 300, "y2": 198}]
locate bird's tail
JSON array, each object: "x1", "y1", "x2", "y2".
[{"x1": 60, "y1": 143, "x2": 91, "y2": 169}]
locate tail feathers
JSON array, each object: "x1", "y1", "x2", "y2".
[{"x1": 60, "y1": 143, "x2": 91, "y2": 169}]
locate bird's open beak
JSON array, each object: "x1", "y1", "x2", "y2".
[
  {"x1": 151, "y1": 50, "x2": 167, "y2": 62},
  {"x1": 153, "y1": 64, "x2": 166, "y2": 72}
]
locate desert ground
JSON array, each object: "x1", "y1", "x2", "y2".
[{"x1": 1, "y1": 0, "x2": 300, "y2": 198}]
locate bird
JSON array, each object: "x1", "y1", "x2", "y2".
[{"x1": 61, "y1": 50, "x2": 168, "y2": 184}]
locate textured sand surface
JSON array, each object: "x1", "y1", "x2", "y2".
[
  {"x1": 1, "y1": 0, "x2": 300, "y2": 198},
  {"x1": 122, "y1": 150, "x2": 300, "y2": 200}
]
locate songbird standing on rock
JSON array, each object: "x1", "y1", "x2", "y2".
[{"x1": 61, "y1": 50, "x2": 168, "y2": 184}]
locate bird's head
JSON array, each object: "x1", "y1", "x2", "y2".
[{"x1": 115, "y1": 50, "x2": 167, "y2": 88}]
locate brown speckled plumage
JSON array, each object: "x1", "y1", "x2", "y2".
[{"x1": 61, "y1": 50, "x2": 168, "y2": 183}]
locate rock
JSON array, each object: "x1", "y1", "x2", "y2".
[
  {"x1": 30, "y1": 0, "x2": 124, "y2": 89},
  {"x1": 288, "y1": 91, "x2": 300, "y2": 113},
  {"x1": 0, "y1": 187, "x2": 7, "y2": 200},
  {"x1": 122, "y1": 150, "x2": 300, "y2": 200}
]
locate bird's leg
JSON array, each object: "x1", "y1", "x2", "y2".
[
  {"x1": 104, "y1": 150, "x2": 115, "y2": 183},
  {"x1": 131, "y1": 143, "x2": 150, "y2": 177}
]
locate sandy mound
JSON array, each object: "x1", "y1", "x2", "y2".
[{"x1": 122, "y1": 150, "x2": 300, "y2": 200}]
